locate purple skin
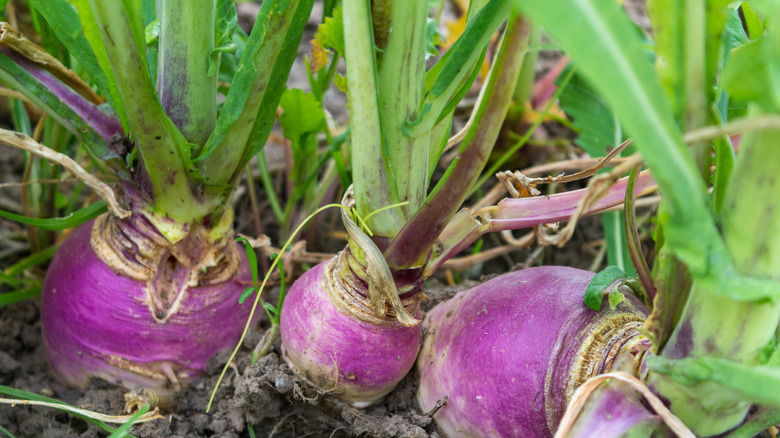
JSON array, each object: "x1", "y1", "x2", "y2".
[
  {"x1": 416, "y1": 266, "x2": 649, "y2": 437},
  {"x1": 280, "y1": 260, "x2": 422, "y2": 407},
  {"x1": 41, "y1": 220, "x2": 254, "y2": 394}
]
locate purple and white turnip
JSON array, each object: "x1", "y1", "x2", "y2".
[
  {"x1": 0, "y1": 0, "x2": 314, "y2": 396},
  {"x1": 416, "y1": 266, "x2": 652, "y2": 437}
]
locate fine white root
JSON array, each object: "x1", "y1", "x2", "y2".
[
  {"x1": 554, "y1": 372, "x2": 695, "y2": 438},
  {"x1": 0, "y1": 397, "x2": 164, "y2": 424},
  {"x1": 0, "y1": 129, "x2": 130, "y2": 219}
]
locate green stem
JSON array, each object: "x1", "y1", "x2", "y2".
[
  {"x1": 88, "y1": 0, "x2": 209, "y2": 223},
  {"x1": 343, "y1": 0, "x2": 404, "y2": 236},
  {"x1": 648, "y1": 115, "x2": 780, "y2": 435},
  {"x1": 157, "y1": 0, "x2": 216, "y2": 147},
  {"x1": 376, "y1": 0, "x2": 429, "y2": 222},
  {"x1": 684, "y1": 0, "x2": 710, "y2": 177},
  {"x1": 197, "y1": 0, "x2": 311, "y2": 187},
  {"x1": 385, "y1": 14, "x2": 528, "y2": 269}
]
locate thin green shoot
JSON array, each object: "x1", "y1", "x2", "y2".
[
  {"x1": 260, "y1": 254, "x2": 286, "y2": 324},
  {"x1": 0, "y1": 201, "x2": 107, "y2": 231},
  {"x1": 0, "y1": 424, "x2": 16, "y2": 438},
  {"x1": 256, "y1": 149, "x2": 285, "y2": 221},
  {"x1": 2, "y1": 244, "x2": 59, "y2": 280},
  {"x1": 274, "y1": 260, "x2": 286, "y2": 325},
  {"x1": 360, "y1": 201, "x2": 411, "y2": 230},
  {"x1": 0, "y1": 287, "x2": 42, "y2": 306},
  {"x1": 469, "y1": 66, "x2": 576, "y2": 197},
  {"x1": 106, "y1": 404, "x2": 149, "y2": 438}
]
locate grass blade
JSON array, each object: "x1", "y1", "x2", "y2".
[
  {"x1": 0, "y1": 288, "x2": 42, "y2": 306},
  {"x1": 0, "y1": 200, "x2": 106, "y2": 230},
  {"x1": 107, "y1": 404, "x2": 149, "y2": 438}
]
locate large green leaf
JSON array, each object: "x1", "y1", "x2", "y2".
[
  {"x1": 511, "y1": 0, "x2": 762, "y2": 303},
  {"x1": 648, "y1": 355, "x2": 780, "y2": 408},
  {"x1": 722, "y1": 36, "x2": 780, "y2": 113}
]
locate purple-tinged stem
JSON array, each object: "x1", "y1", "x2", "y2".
[
  {"x1": 424, "y1": 170, "x2": 656, "y2": 276},
  {"x1": 384, "y1": 15, "x2": 530, "y2": 270},
  {"x1": 0, "y1": 48, "x2": 123, "y2": 154},
  {"x1": 157, "y1": 0, "x2": 216, "y2": 147}
]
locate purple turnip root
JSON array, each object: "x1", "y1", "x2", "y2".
[
  {"x1": 416, "y1": 266, "x2": 651, "y2": 437},
  {"x1": 279, "y1": 250, "x2": 424, "y2": 407},
  {"x1": 41, "y1": 214, "x2": 255, "y2": 395}
]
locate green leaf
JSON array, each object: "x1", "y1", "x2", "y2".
[
  {"x1": 235, "y1": 0, "x2": 316, "y2": 169},
  {"x1": 0, "y1": 1, "x2": 10, "y2": 21},
  {"x1": 647, "y1": 0, "x2": 683, "y2": 120},
  {"x1": 0, "y1": 201, "x2": 106, "y2": 231},
  {"x1": 144, "y1": 19, "x2": 160, "y2": 47},
  {"x1": 603, "y1": 211, "x2": 635, "y2": 276},
  {"x1": 263, "y1": 301, "x2": 277, "y2": 316},
  {"x1": 28, "y1": 0, "x2": 113, "y2": 105},
  {"x1": 0, "y1": 424, "x2": 16, "y2": 438},
  {"x1": 557, "y1": 70, "x2": 621, "y2": 157},
  {"x1": 0, "y1": 288, "x2": 42, "y2": 306},
  {"x1": 608, "y1": 288, "x2": 625, "y2": 310},
  {"x1": 0, "y1": 55, "x2": 120, "y2": 163},
  {"x1": 236, "y1": 237, "x2": 259, "y2": 288},
  {"x1": 741, "y1": 2, "x2": 763, "y2": 40},
  {"x1": 647, "y1": 355, "x2": 780, "y2": 408},
  {"x1": 722, "y1": 36, "x2": 780, "y2": 113},
  {"x1": 210, "y1": 0, "x2": 239, "y2": 77},
  {"x1": 314, "y1": 4, "x2": 344, "y2": 56},
  {"x1": 279, "y1": 88, "x2": 326, "y2": 141},
  {"x1": 584, "y1": 265, "x2": 629, "y2": 311},
  {"x1": 239, "y1": 286, "x2": 255, "y2": 304},
  {"x1": 512, "y1": 0, "x2": 762, "y2": 308},
  {"x1": 196, "y1": 0, "x2": 280, "y2": 162},
  {"x1": 724, "y1": 5, "x2": 749, "y2": 50},
  {"x1": 425, "y1": 16, "x2": 444, "y2": 59},
  {"x1": 2, "y1": 244, "x2": 58, "y2": 282}
]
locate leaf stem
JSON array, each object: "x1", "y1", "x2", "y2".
[
  {"x1": 385, "y1": 13, "x2": 527, "y2": 269},
  {"x1": 157, "y1": 0, "x2": 216, "y2": 147},
  {"x1": 88, "y1": 0, "x2": 208, "y2": 222},
  {"x1": 343, "y1": 0, "x2": 404, "y2": 236}
]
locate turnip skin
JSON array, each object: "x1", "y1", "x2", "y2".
[
  {"x1": 40, "y1": 217, "x2": 255, "y2": 394},
  {"x1": 416, "y1": 266, "x2": 649, "y2": 437},
  {"x1": 280, "y1": 257, "x2": 423, "y2": 407}
]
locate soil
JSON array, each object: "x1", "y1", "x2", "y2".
[{"x1": 0, "y1": 2, "x2": 650, "y2": 437}]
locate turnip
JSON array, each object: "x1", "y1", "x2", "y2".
[
  {"x1": 275, "y1": 1, "x2": 658, "y2": 409},
  {"x1": 411, "y1": 0, "x2": 780, "y2": 436},
  {"x1": 0, "y1": 0, "x2": 313, "y2": 395},
  {"x1": 417, "y1": 266, "x2": 651, "y2": 437},
  {"x1": 278, "y1": 0, "x2": 523, "y2": 406}
]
